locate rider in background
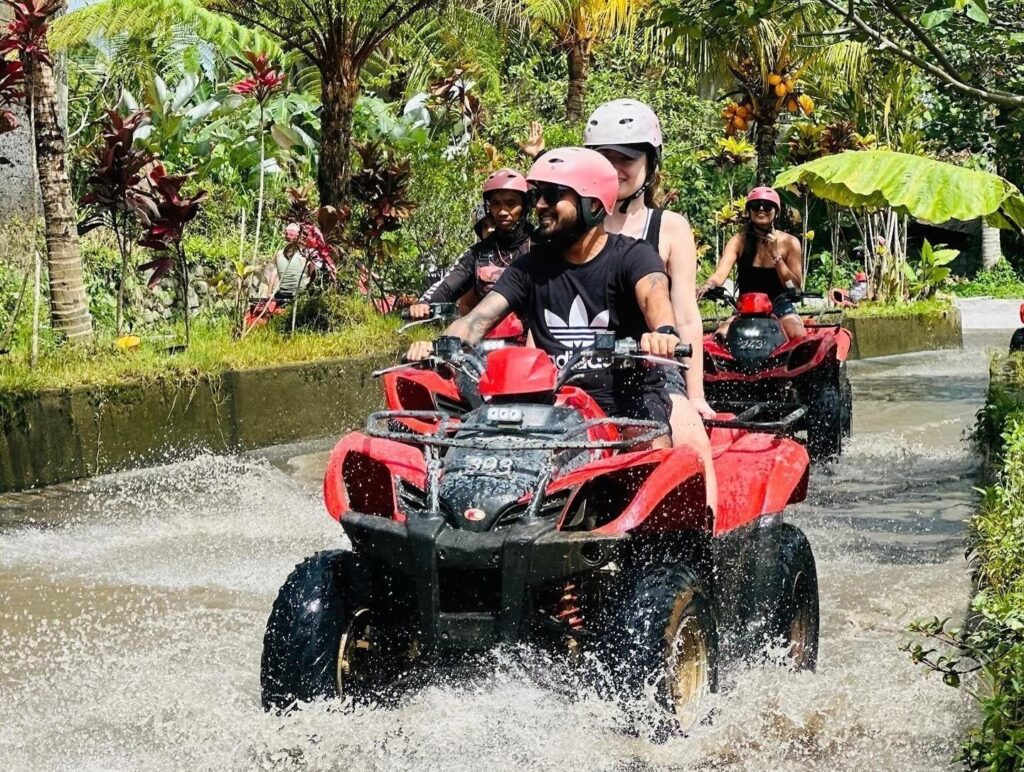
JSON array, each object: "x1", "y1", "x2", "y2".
[
  {"x1": 409, "y1": 169, "x2": 531, "y2": 319},
  {"x1": 582, "y1": 99, "x2": 714, "y2": 424},
  {"x1": 698, "y1": 186, "x2": 806, "y2": 339}
]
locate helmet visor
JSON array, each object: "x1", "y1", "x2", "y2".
[{"x1": 590, "y1": 144, "x2": 645, "y2": 160}]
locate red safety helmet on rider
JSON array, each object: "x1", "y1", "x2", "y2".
[
  {"x1": 483, "y1": 168, "x2": 529, "y2": 196},
  {"x1": 526, "y1": 147, "x2": 618, "y2": 226},
  {"x1": 746, "y1": 186, "x2": 781, "y2": 211}
]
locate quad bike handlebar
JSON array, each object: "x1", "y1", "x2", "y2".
[
  {"x1": 397, "y1": 302, "x2": 459, "y2": 333},
  {"x1": 702, "y1": 286, "x2": 822, "y2": 308},
  {"x1": 373, "y1": 331, "x2": 692, "y2": 385}
]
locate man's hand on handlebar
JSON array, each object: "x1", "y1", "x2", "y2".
[
  {"x1": 405, "y1": 340, "x2": 433, "y2": 361},
  {"x1": 640, "y1": 331, "x2": 682, "y2": 358},
  {"x1": 696, "y1": 281, "x2": 715, "y2": 300},
  {"x1": 408, "y1": 302, "x2": 432, "y2": 320}
]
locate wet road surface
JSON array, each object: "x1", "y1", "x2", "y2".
[{"x1": 0, "y1": 331, "x2": 1002, "y2": 770}]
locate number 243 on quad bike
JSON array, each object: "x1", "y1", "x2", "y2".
[
  {"x1": 702, "y1": 287, "x2": 853, "y2": 461},
  {"x1": 261, "y1": 333, "x2": 820, "y2": 730}
]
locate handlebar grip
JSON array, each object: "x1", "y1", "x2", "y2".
[{"x1": 675, "y1": 343, "x2": 693, "y2": 359}]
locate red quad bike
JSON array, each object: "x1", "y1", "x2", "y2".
[
  {"x1": 260, "y1": 332, "x2": 820, "y2": 730},
  {"x1": 702, "y1": 286, "x2": 853, "y2": 461},
  {"x1": 1010, "y1": 303, "x2": 1024, "y2": 353}
]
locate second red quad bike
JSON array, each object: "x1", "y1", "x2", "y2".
[
  {"x1": 261, "y1": 333, "x2": 819, "y2": 729},
  {"x1": 702, "y1": 286, "x2": 853, "y2": 461}
]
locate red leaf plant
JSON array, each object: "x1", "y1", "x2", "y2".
[
  {"x1": 0, "y1": 0, "x2": 62, "y2": 67},
  {"x1": 80, "y1": 111, "x2": 154, "y2": 227},
  {"x1": 229, "y1": 50, "x2": 285, "y2": 106},
  {"x1": 79, "y1": 110, "x2": 156, "y2": 333},
  {"x1": 132, "y1": 163, "x2": 207, "y2": 347},
  {"x1": 0, "y1": 58, "x2": 23, "y2": 136}
]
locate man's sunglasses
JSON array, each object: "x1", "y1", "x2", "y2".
[
  {"x1": 529, "y1": 184, "x2": 572, "y2": 206},
  {"x1": 746, "y1": 201, "x2": 777, "y2": 213}
]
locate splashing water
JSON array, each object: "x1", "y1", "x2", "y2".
[{"x1": 0, "y1": 332, "x2": 1005, "y2": 770}]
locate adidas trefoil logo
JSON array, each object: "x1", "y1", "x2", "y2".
[{"x1": 544, "y1": 296, "x2": 609, "y2": 348}]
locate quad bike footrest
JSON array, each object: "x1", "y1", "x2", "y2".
[{"x1": 705, "y1": 401, "x2": 808, "y2": 435}]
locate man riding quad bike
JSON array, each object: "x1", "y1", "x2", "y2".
[
  {"x1": 409, "y1": 168, "x2": 533, "y2": 321},
  {"x1": 260, "y1": 149, "x2": 820, "y2": 729},
  {"x1": 261, "y1": 332, "x2": 819, "y2": 729}
]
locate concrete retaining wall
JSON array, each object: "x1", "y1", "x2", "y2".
[
  {"x1": 843, "y1": 306, "x2": 963, "y2": 359},
  {"x1": 0, "y1": 356, "x2": 388, "y2": 493},
  {"x1": 0, "y1": 307, "x2": 965, "y2": 492}
]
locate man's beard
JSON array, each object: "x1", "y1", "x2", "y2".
[{"x1": 534, "y1": 213, "x2": 583, "y2": 250}]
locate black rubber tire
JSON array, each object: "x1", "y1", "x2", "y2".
[
  {"x1": 606, "y1": 563, "x2": 717, "y2": 731},
  {"x1": 260, "y1": 550, "x2": 407, "y2": 712},
  {"x1": 806, "y1": 380, "x2": 843, "y2": 461},
  {"x1": 840, "y1": 366, "x2": 853, "y2": 438},
  {"x1": 769, "y1": 525, "x2": 819, "y2": 671}
]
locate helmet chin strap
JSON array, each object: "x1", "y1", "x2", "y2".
[
  {"x1": 616, "y1": 166, "x2": 657, "y2": 214},
  {"x1": 535, "y1": 199, "x2": 603, "y2": 249}
]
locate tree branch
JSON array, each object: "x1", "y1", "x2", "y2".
[
  {"x1": 358, "y1": 0, "x2": 437, "y2": 63},
  {"x1": 219, "y1": 7, "x2": 321, "y2": 64},
  {"x1": 876, "y1": 0, "x2": 963, "y2": 83},
  {"x1": 817, "y1": 0, "x2": 1024, "y2": 108}
]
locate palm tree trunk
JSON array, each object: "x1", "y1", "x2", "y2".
[
  {"x1": 754, "y1": 119, "x2": 779, "y2": 186},
  {"x1": 177, "y1": 245, "x2": 191, "y2": 348},
  {"x1": 565, "y1": 34, "x2": 589, "y2": 123},
  {"x1": 253, "y1": 103, "x2": 266, "y2": 261},
  {"x1": 26, "y1": 53, "x2": 92, "y2": 341},
  {"x1": 317, "y1": 55, "x2": 360, "y2": 208}
]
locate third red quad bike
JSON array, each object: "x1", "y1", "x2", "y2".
[
  {"x1": 261, "y1": 333, "x2": 819, "y2": 730},
  {"x1": 702, "y1": 286, "x2": 853, "y2": 461}
]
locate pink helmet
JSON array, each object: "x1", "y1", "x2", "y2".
[
  {"x1": 483, "y1": 167, "x2": 529, "y2": 197},
  {"x1": 584, "y1": 99, "x2": 663, "y2": 160},
  {"x1": 746, "y1": 186, "x2": 781, "y2": 210},
  {"x1": 527, "y1": 147, "x2": 618, "y2": 223}
]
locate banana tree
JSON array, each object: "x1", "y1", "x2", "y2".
[{"x1": 776, "y1": 149, "x2": 1024, "y2": 299}]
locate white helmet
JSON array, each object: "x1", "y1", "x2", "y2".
[{"x1": 583, "y1": 99, "x2": 663, "y2": 161}]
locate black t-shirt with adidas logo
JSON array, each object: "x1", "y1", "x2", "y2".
[{"x1": 492, "y1": 233, "x2": 666, "y2": 402}]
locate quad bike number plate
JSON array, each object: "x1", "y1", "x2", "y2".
[{"x1": 464, "y1": 456, "x2": 515, "y2": 475}]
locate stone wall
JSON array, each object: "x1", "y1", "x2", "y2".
[
  {"x1": 0, "y1": 355, "x2": 389, "y2": 492},
  {"x1": 842, "y1": 306, "x2": 963, "y2": 359}
]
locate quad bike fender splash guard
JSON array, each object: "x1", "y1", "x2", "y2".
[
  {"x1": 339, "y1": 512, "x2": 629, "y2": 651},
  {"x1": 323, "y1": 433, "x2": 427, "y2": 522},
  {"x1": 713, "y1": 434, "x2": 809, "y2": 535},
  {"x1": 834, "y1": 327, "x2": 852, "y2": 361},
  {"x1": 545, "y1": 447, "x2": 707, "y2": 536}
]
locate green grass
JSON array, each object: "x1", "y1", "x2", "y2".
[
  {"x1": 844, "y1": 297, "x2": 955, "y2": 318},
  {"x1": 950, "y1": 260, "x2": 1024, "y2": 299},
  {"x1": 0, "y1": 317, "x2": 431, "y2": 394}
]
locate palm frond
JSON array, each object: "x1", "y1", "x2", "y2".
[
  {"x1": 49, "y1": 0, "x2": 279, "y2": 57},
  {"x1": 523, "y1": 0, "x2": 574, "y2": 28}
]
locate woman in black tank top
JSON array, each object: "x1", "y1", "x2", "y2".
[
  {"x1": 698, "y1": 187, "x2": 806, "y2": 340},
  {"x1": 581, "y1": 99, "x2": 718, "y2": 513}
]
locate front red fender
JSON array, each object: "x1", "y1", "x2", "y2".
[
  {"x1": 713, "y1": 434, "x2": 809, "y2": 534},
  {"x1": 835, "y1": 327, "x2": 852, "y2": 361},
  {"x1": 323, "y1": 432, "x2": 426, "y2": 522},
  {"x1": 546, "y1": 448, "x2": 707, "y2": 536}
]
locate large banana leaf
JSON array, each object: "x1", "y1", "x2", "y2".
[{"x1": 774, "y1": 150, "x2": 1024, "y2": 232}]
